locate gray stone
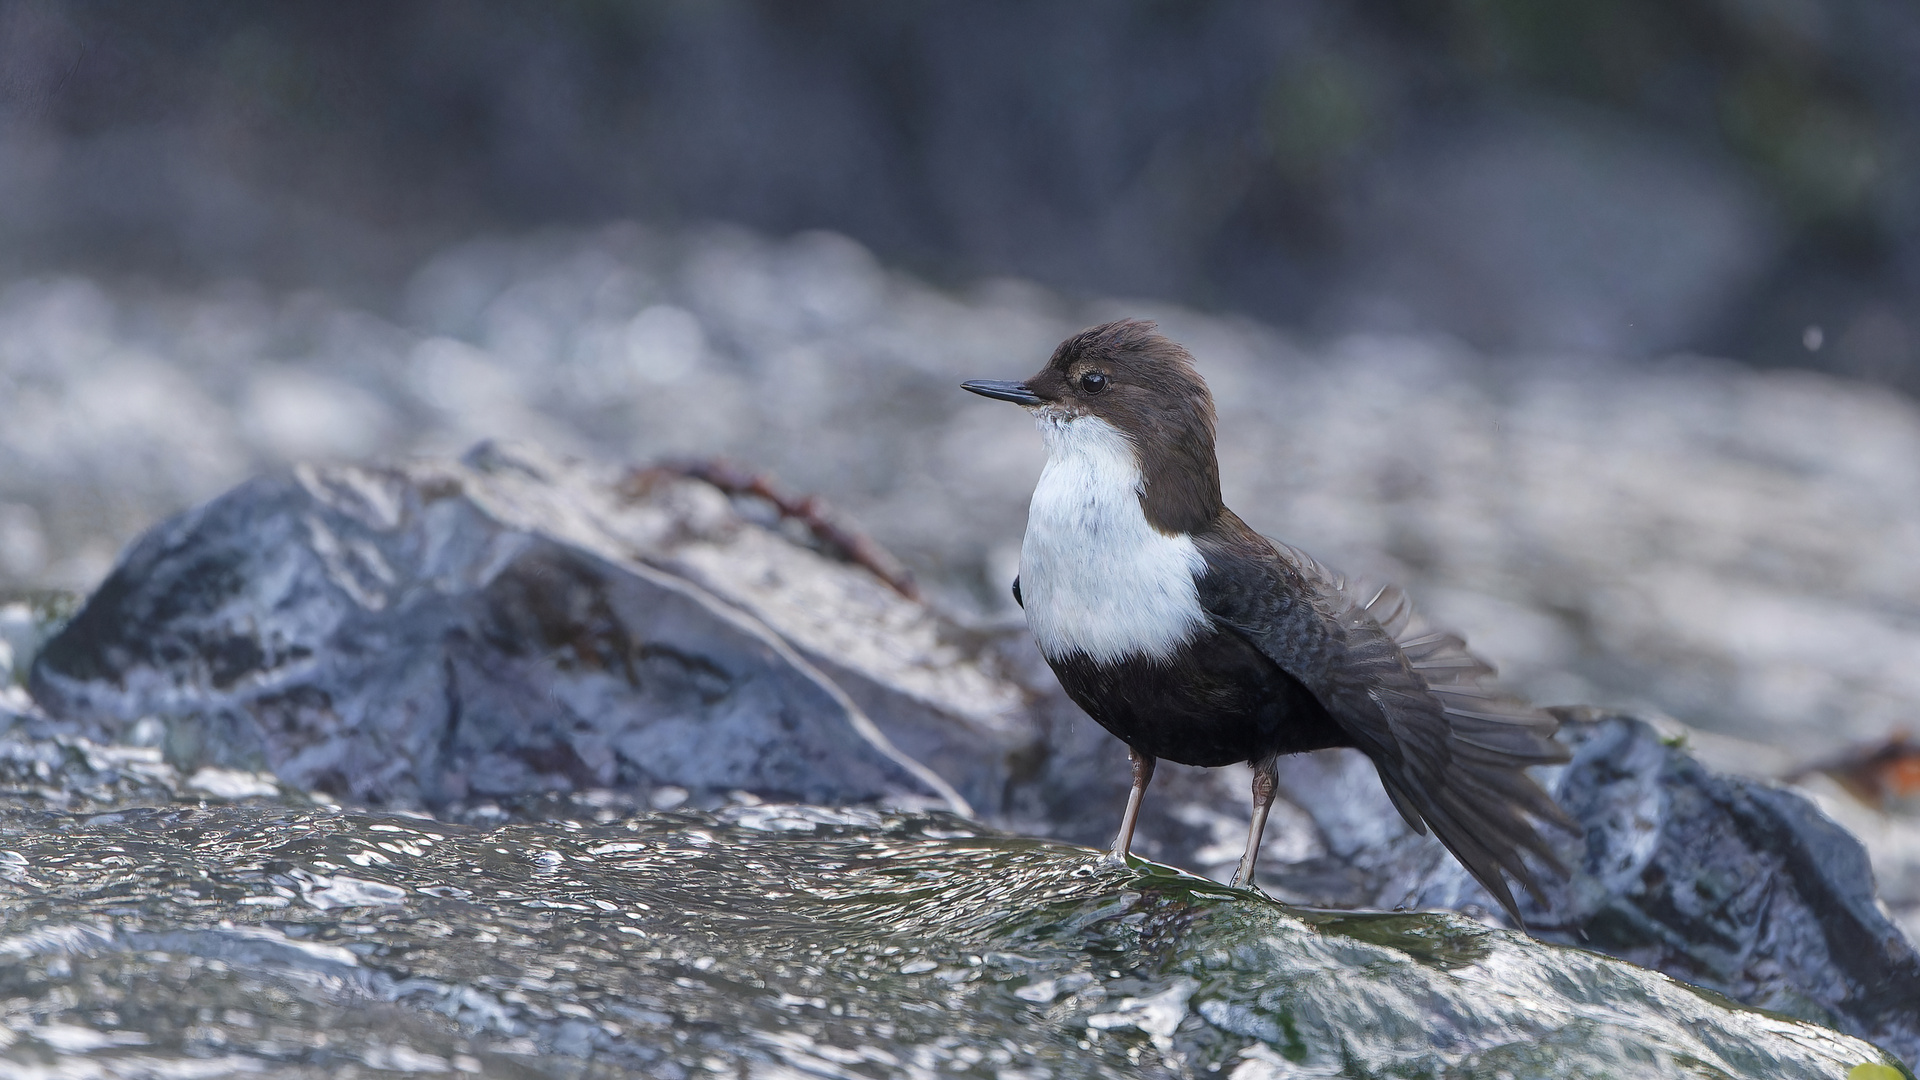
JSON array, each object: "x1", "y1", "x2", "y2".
[
  {"x1": 29, "y1": 444, "x2": 959, "y2": 813},
  {"x1": 1250, "y1": 711, "x2": 1920, "y2": 1066}
]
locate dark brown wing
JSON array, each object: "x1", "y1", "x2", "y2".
[{"x1": 1195, "y1": 516, "x2": 1574, "y2": 922}]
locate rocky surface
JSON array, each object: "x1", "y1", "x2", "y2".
[
  {"x1": 18, "y1": 444, "x2": 1920, "y2": 1068},
  {"x1": 1258, "y1": 713, "x2": 1920, "y2": 1063},
  {"x1": 27, "y1": 447, "x2": 958, "y2": 816},
  {"x1": 0, "y1": 801, "x2": 1909, "y2": 1079}
]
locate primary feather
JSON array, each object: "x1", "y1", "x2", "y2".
[{"x1": 1197, "y1": 517, "x2": 1574, "y2": 915}]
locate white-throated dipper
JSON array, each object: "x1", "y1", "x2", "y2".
[{"x1": 963, "y1": 319, "x2": 1573, "y2": 921}]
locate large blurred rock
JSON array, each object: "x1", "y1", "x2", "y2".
[
  {"x1": 28, "y1": 443, "x2": 961, "y2": 813},
  {"x1": 19, "y1": 441, "x2": 1144, "y2": 839}
]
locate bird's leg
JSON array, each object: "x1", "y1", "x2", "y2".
[
  {"x1": 1231, "y1": 757, "x2": 1280, "y2": 889},
  {"x1": 1106, "y1": 748, "x2": 1157, "y2": 864}
]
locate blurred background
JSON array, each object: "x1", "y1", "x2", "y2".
[
  {"x1": 1, "y1": 0, "x2": 1919, "y2": 774},
  {"x1": 5, "y1": 0, "x2": 1919, "y2": 367}
]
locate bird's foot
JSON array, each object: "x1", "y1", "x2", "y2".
[
  {"x1": 1226, "y1": 871, "x2": 1270, "y2": 896},
  {"x1": 1074, "y1": 850, "x2": 1135, "y2": 878}
]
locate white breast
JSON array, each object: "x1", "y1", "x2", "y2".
[{"x1": 1020, "y1": 414, "x2": 1209, "y2": 665}]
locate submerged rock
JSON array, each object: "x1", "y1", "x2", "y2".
[
  {"x1": 19, "y1": 444, "x2": 1920, "y2": 1067},
  {"x1": 0, "y1": 804, "x2": 1906, "y2": 1079}
]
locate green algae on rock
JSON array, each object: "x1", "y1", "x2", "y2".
[{"x1": 0, "y1": 805, "x2": 1906, "y2": 1078}]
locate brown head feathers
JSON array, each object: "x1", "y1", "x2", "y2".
[{"x1": 1023, "y1": 319, "x2": 1224, "y2": 535}]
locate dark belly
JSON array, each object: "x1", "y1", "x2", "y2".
[{"x1": 1045, "y1": 627, "x2": 1349, "y2": 767}]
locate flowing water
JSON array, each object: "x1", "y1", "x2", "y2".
[{"x1": 0, "y1": 802, "x2": 1904, "y2": 1079}]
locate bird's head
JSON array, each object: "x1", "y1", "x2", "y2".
[{"x1": 963, "y1": 319, "x2": 1223, "y2": 533}]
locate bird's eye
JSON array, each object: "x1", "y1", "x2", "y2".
[{"x1": 1079, "y1": 371, "x2": 1110, "y2": 394}]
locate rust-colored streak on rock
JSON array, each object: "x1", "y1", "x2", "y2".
[{"x1": 625, "y1": 459, "x2": 922, "y2": 603}]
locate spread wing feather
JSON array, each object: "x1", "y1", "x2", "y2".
[{"x1": 1195, "y1": 521, "x2": 1574, "y2": 923}]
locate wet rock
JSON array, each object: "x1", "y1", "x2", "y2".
[
  {"x1": 0, "y1": 803, "x2": 1906, "y2": 1079},
  {"x1": 28, "y1": 444, "x2": 959, "y2": 814},
  {"x1": 1252, "y1": 711, "x2": 1920, "y2": 1066}
]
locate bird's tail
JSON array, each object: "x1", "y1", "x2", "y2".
[{"x1": 1363, "y1": 584, "x2": 1578, "y2": 922}]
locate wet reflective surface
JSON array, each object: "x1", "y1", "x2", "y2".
[{"x1": 0, "y1": 804, "x2": 1904, "y2": 1079}]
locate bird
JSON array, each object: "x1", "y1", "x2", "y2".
[{"x1": 962, "y1": 319, "x2": 1574, "y2": 923}]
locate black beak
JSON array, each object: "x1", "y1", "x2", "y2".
[{"x1": 961, "y1": 380, "x2": 1044, "y2": 406}]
